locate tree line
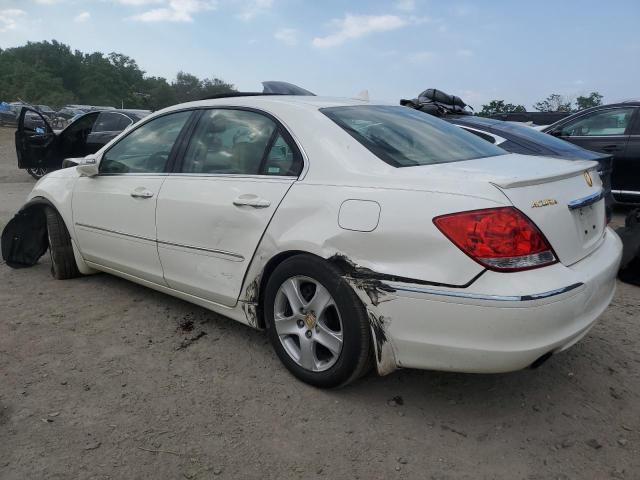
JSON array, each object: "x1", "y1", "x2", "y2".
[
  {"x1": 1, "y1": 40, "x2": 606, "y2": 117},
  {"x1": 478, "y1": 92, "x2": 604, "y2": 117},
  {"x1": 0, "y1": 40, "x2": 235, "y2": 111}
]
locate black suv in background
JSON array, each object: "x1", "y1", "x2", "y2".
[{"x1": 543, "y1": 102, "x2": 640, "y2": 203}]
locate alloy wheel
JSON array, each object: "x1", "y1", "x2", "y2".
[
  {"x1": 273, "y1": 275, "x2": 344, "y2": 372},
  {"x1": 27, "y1": 167, "x2": 49, "y2": 179}
]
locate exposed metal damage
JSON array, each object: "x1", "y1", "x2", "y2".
[
  {"x1": 328, "y1": 253, "x2": 399, "y2": 376},
  {"x1": 241, "y1": 277, "x2": 260, "y2": 329}
]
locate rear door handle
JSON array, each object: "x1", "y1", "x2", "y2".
[
  {"x1": 233, "y1": 194, "x2": 271, "y2": 208},
  {"x1": 130, "y1": 188, "x2": 154, "y2": 199},
  {"x1": 602, "y1": 145, "x2": 622, "y2": 152}
]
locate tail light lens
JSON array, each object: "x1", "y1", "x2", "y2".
[{"x1": 433, "y1": 207, "x2": 557, "y2": 272}]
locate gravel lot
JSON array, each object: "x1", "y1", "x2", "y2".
[{"x1": 0, "y1": 126, "x2": 638, "y2": 479}]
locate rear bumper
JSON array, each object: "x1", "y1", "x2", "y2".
[{"x1": 376, "y1": 228, "x2": 622, "y2": 373}]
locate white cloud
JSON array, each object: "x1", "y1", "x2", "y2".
[
  {"x1": 452, "y1": 4, "x2": 474, "y2": 16},
  {"x1": 33, "y1": 0, "x2": 62, "y2": 4},
  {"x1": 0, "y1": 9, "x2": 26, "y2": 32},
  {"x1": 129, "y1": 0, "x2": 217, "y2": 22},
  {"x1": 457, "y1": 48, "x2": 473, "y2": 57},
  {"x1": 237, "y1": 0, "x2": 273, "y2": 21},
  {"x1": 274, "y1": 27, "x2": 297, "y2": 46},
  {"x1": 117, "y1": 0, "x2": 164, "y2": 5},
  {"x1": 313, "y1": 14, "x2": 408, "y2": 48},
  {"x1": 395, "y1": 0, "x2": 415, "y2": 11},
  {"x1": 74, "y1": 11, "x2": 91, "y2": 23},
  {"x1": 407, "y1": 50, "x2": 434, "y2": 64}
]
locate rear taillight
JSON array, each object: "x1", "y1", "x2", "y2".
[{"x1": 433, "y1": 207, "x2": 557, "y2": 272}]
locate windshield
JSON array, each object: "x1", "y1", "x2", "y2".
[{"x1": 322, "y1": 106, "x2": 506, "y2": 168}]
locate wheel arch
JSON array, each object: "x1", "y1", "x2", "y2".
[
  {"x1": 252, "y1": 249, "x2": 317, "y2": 329},
  {"x1": 2, "y1": 196, "x2": 94, "y2": 274}
]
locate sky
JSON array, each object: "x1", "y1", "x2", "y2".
[{"x1": 0, "y1": 0, "x2": 639, "y2": 109}]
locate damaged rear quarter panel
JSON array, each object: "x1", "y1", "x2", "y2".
[{"x1": 239, "y1": 183, "x2": 500, "y2": 374}]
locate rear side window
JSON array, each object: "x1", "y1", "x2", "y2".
[
  {"x1": 322, "y1": 106, "x2": 505, "y2": 167},
  {"x1": 180, "y1": 109, "x2": 302, "y2": 176},
  {"x1": 100, "y1": 110, "x2": 191, "y2": 174},
  {"x1": 93, "y1": 112, "x2": 132, "y2": 133},
  {"x1": 263, "y1": 134, "x2": 302, "y2": 176}
]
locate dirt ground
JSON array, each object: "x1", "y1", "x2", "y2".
[{"x1": 0, "y1": 126, "x2": 638, "y2": 480}]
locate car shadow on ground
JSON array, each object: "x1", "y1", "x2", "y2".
[{"x1": 27, "y1": 257, "x2": 612, "y2": 411}]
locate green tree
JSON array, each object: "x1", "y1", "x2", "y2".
[
  {"x1": 477, "y1": 100, "x2": 526, "y2": 117},
  {"x1": 575, "y1": 91, "x2": 603, "y2": 110},
  {"x1": 0, "y1": 40, "x2": 236, "y2": 110},
  {"x1": 533, "y1": 94, "x2": 573, "y2": 112}
]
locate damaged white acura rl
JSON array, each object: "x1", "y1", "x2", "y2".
[{"x1": 1, "y1": 95, "x2": 622, "y2": 387}]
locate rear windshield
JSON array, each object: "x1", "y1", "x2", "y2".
[{"x1": 321, "y1": 105, "x2": 505, "y2": 167}]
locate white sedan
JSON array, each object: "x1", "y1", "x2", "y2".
[{"x1": 2, "y1": 95, "x2": 622, "y2": 387}]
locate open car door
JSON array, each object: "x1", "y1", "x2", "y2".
[{"x1": 15, "y1": 107, "x2": 58, "y2": 170}]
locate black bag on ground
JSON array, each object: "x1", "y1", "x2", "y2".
[
  {"x1": 616, "y1": 208, "x2": 640, "y2": 286},
  {"x1": 1, "y1": 207, "x2": 48, "y2": 268}
]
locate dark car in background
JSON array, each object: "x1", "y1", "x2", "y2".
[
  {"x1": 401, "y1": 89, "x2": 614, "y2": 218},
  {"x1": 56, "y1": 106, "x2": 88, "y2": 121},
  {"x1": 489, "y1": 111, "x2": 570, "y2": 126},
  {"x1": 35, "y1": 105, "x2": 56, "y2": 121},
  {"x1": 543, "y1": 101, "x2": 640, "y2": 203},
  {"x1": 16, "y1": 107, "x2": 151, "y2": 179},
  {"x1": 0, "y1": 108, "x2": 17, "y2": 127}
]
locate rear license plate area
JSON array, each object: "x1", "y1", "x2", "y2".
[{"x1": 574, "y1": 204, "x2": 600, "y2": 243}]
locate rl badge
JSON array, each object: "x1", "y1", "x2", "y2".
[
  {"x1": 531, "y1": 199, "x2": 558, "y2": 208},
  {"x1": 583, "y1": 170, "x2": 593, "y2": 187}
]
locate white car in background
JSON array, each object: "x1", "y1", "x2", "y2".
[{"x1": 2, "y1": 95, "x2": 622, "y2": 387}]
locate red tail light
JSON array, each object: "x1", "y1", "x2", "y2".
[{"x1": 433, "y1": 207, "x2": 557, "y2": 272}]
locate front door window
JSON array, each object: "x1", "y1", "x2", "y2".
[{"x1": 561, "y1": 108, "x2": 635, "y2": 137}]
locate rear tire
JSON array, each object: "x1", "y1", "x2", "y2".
[
  {"x1": 264, "y1": 254, "x2": 372, "y2": 388},
  {"x1": 45, "y1": 207, "x2": 80, "y2": 280}
]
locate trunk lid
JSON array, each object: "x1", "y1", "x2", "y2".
[
  {"x1": 426, "y1": 154, "x2": 606, "y2": 266},
  {"x1": 491, "y1": 160, "x2": 605, "y2": 266}
]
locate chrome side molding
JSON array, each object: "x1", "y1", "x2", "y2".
[{"x1": 390, "y1": 282, "x2": 584, "y2": 302}]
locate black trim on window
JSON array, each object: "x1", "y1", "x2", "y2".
[
  {"x1": 629, "y1": 107, "x2": 640, "y2": 135},
  {"x1": 258, "y1": 128, "x2": 281, "y2": 174},
  {"x1": 167, "y1": 110, "x2": 203, "y2": 173}
]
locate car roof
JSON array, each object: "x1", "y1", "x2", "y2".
[{"x1": 160, "y1": 95, "x2": 386, "y2": 115}]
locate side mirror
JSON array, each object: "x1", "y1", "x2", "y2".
[
  {"x1": 76, "y1": 155, "x2": 99, "y2": 177},
  {"x1": 549, "y1": 129, "x2": 563, "y2": 137}
]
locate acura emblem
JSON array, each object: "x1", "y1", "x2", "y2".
[{"x1": 583, "y1": 171, "x2": 593, "y2": 187}]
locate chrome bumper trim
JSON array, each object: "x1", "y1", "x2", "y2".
[
  {"x1": 390, "y1": 282, "x2": 584, "y2": 302},
  {"x1": 568, "y1": 189, "x2": 604, "y2": 210}
]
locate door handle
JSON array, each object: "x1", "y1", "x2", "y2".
[
  {"x1": 602, "y1": 145, "x2": 622, "y2": 152},
  {"x1": 233, "y1": 194, "x2": 271, "y2": 208},
  {"x1": 130, "y1": 188, "x2": 154, "y2": 199}
]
